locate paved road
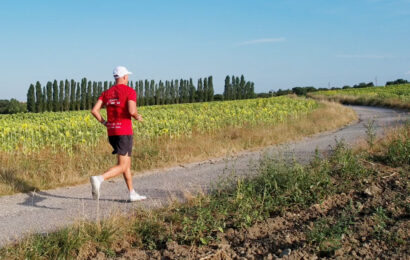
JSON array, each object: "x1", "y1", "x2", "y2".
[{"x1": 0, "y1": 106, "x2": 408, "y2": 247}]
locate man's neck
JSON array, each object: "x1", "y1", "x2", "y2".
[{"x1": 115, "y1": 79, "x2": 127, "y2": 85}]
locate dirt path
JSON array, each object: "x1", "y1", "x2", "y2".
[{"x1": 0, "y1": 106, "x2": 408, "y2": 247}]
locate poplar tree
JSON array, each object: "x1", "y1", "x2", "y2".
[
  {"x1": 197, "y1": 78, "x2": 203, "y2": 102},
  {"x1": 203, "y1": 78, "x2": 208, "y2": 102},
  {"x1": 53, "y1": 80, "x2": 59, "y2": 112},
  {"x1": 138, "y1": 80, "x2": 144, "y2": 106},
  {"x1": 188, "y1": 78, "x2": 196, "y2": 103},
  {"x1": 164, "y1": 81, "x2": 169, "y2": 104},
  {"x1": 76, "y1": 83, "x2": 81, "y2": 110},
  {"x1": 208, "y1": 76, "x2": 214, "y2": 101},
  {"x1": 239, "y1": 75, "x2": 245, "y2": 99},
  {"x1": 97, "y1": 82, "x2": 102, "y2": 99},
  {"x1": 59, "y1": 80, "x2": 64, "y2": 111},
  {"x1": 92, "y1": 81, "x2": 97, "y2": 105},
  {"x1": 174, "y1": 80, "x2": 179, "y2": 103},
  {"x1": 231, "y1": 75, "x2": 236, "y2": 100},
  {"x1": 144, "y1": 80, "x2": 150, "y2": 105},
  {"x1": 150, "y1": 80, "x2": 155, "y2": 105},
  {"x1": 250, "y1": 82, "x2": 255, "y2": 98},
  {"x1": 64, "y1": 79, "x2": 70, "y2": 111},
  {"x1": 80, "y1": 78, "x2": 87, "y2": 110},
  {"x1": 42, "y1": 87, "x2": 46, "y2": 111},
  {"x1": 46, "y1": 81, "x2": 53, "y2": 111},
  {"x1": 27, "y1": 84, "x2": 35, "y2": 112},
  {"x1": 235, "y1": 77, "x2": 240, "y2": 99},
  {"x1": 104, "y1": 81, "x2": 108, "y2": 92},
  {"x1": 70, "y1": 80, "x2": 76, "y2": 111},
  {"x1": 35, "y1": 81, "x2": 43, "y2": 113},
  {"x1": 87, "y1": 81, "x2": 92, "y2": 109},
  {"x1": 224, "y1": 76, "x2": 231, "y2": 100}
]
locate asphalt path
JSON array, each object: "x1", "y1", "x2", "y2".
[{"x1": 0, "y1": 106, "x2": 408, "y2": 248}]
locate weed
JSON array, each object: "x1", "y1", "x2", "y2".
[
  {"x1": 365, "y1": 119, "x2": 377, "y2": 148},
  {"x1": 329, "y1": 139, "x2": 370, "y2": 186},
  {"x1": 307, "y1": 210, "x2": 354, "y2": 257},
  {"x1": 372, "y1": 206, "x2": 390, "y2": 240},
  {"x1": 133, "y1": 213, "x2": 168, "y2": 250}
]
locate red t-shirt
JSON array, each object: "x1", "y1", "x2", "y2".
[{"x1": 98, "y1": 84, "x2": 137, "y2": 136}]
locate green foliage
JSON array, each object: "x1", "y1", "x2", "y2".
[
  {"x1": 26, "y1": 84, "x2": 35, "y2": 112},
  {"x1": 22, "y1": 226, "x2": 86, "y2": 259},
  {"x1": 133, "y1": 214, "x2": 168, "y2": 250},
  {"x1": 386, "y1": 78, "x2": 408, "y2": 86},
  {"x1": 0, "y1": 99, "x2": 26, "y2": 114},
  {"x1": 372, "y1": 206, "x2": 390, "y2": 239},
  {"x1": 375, "y1": 125, "x2": 410, "y2": 167},
  {"x1": 52, "y1": 80, "x2": 59, "y2": 112},
  {"x1": 35, "y1": 81, "x2": 43, "y2": 113},
  {"x1": 328, "y1": 139, "x2": 370, "y2": 183},
  {"x1": 365, "y1": 119, "x2": 377, "y2": 148},
  {"x1": 307, "y1": 211, "x2": 354, "y2": 256}
]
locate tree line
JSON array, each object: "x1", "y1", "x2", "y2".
[
  {"x1": 0, "y1": 99, "x2": 26, "y2": 114},
  {"x1": 223, "y1": 75, "x2": 255, "y2": 100},
  {"x1": 26, "y1": 77, "x2": 216, "y2": 113},
  {"x1": 26, "y1": 75, "x2": 258, "y2": 113}
]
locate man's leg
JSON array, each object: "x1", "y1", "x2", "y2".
[
  {"x1": 101, "y1": 155, "x2": 130, "y2": 180},
  {"x1": 122, "y1": 156, "x2": 133, "y2": 191}
]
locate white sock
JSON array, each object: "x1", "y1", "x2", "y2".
[
  {"x1": 97, "y1": 175, "x2": 104, "y2": 183},
  {"x1": 130, "y1": 189, "x2": 137, "y2": 195}
]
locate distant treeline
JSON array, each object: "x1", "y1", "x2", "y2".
[
  {"x1": 258, "y1": 78, "x2": 409, "y2": 98},
  {"x1": 0, "y1": 99, "x2": 26, "y2": 114},
  {"x1": 26, "y1": 75, "x2": 256, "y2": 113}
]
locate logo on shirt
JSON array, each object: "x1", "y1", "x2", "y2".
[{"x1": 108, "y1": 98, "x2": 121, "y2": 105}]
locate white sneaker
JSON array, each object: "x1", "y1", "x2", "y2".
[
  {"x1": 90, "y1": 176, "x2": 102, "y2": 200},
  {"x1": 129, "y1": 192, "x2": 147, "y2": 202}
]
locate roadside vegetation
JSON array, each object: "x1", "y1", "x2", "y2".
[
  {"x1": 0, "y1": 98, "x2": 356, "y2": 196},
  {"x1": 308, "y1": 84, "x2": 410, "y2": 109},
  {"x1": 1, "y1": 121, "x2": 408, "y2": 259}
]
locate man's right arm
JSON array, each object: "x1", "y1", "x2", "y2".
[
  {"x1": 128, "y1": 100, "x2": 143, "y2": 122},
  {"x1": 91, "y1": 99, "x2": 107, "y2": 125}
]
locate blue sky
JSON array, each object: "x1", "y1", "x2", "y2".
[{"x1": 1, "y1": 0, "x2": 409, "y2": 100}]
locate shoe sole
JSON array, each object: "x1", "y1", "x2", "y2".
[{"x1": 129, "y1": 197, "x2": 147, "y2": 202}]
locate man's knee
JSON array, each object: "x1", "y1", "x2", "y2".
[{"x1": 117, "y1": 155, "x2": 130, "y2": 171}]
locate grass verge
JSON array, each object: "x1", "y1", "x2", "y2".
[
  {"x1": 0, "y1": 101, "x2": 356, "y2": 196},
  {"x1": 1, "y1": 121, "x2": 408, "y2": 259}
]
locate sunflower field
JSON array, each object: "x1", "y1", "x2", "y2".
[{"x1": 0, "y1": 97, "x2": 318, "y2": 154}]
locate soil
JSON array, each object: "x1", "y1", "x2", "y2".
[{"x1": 104, "y1": 162, "x2": 409, "y2": 259}]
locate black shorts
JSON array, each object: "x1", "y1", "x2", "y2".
[{"x1": 108, "y1": 135, "x2": 133, "y2": 156}]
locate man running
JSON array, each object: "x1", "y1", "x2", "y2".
[{"x1": 90, "y1": 66, "x2": 147, "y2": 202}]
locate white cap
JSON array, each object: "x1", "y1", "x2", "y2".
[{"x1": 113, "y1": 66, "x2": 132, "y2": 78}]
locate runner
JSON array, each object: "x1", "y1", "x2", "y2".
[{"x1": 90, "y1": 66, "x2": 147, "y2": 202}]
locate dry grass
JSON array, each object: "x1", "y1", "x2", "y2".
[
  {"x1": 309, "y1": 94, "x2": 410, "y2": 110},
  {"x1": 0, "y1": 102, "x2": 357, "y2": 196}
]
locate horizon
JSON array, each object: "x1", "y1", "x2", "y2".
[{"x1": 1, "y1": 0, "x2": 409, "y2": 101}]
